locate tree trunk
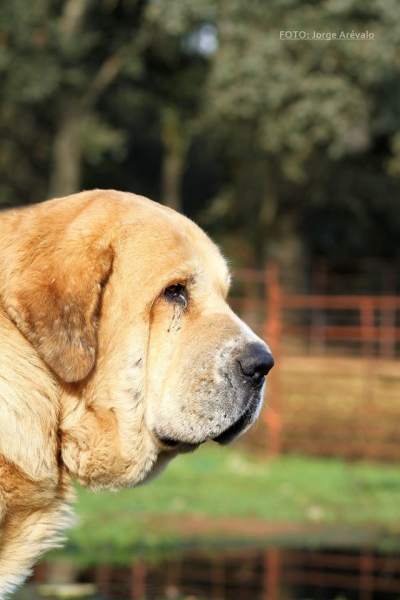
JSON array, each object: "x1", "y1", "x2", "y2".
[
  {"x1": 261, "y1": 162, "x2": 307, "y2": 294},
  {"x1": 48, "y1": 109, "x2": 83, "y2": 198},
  {"x1": 49, "y1": 0, "x2": 131, "y2": 200},
  {"x1": 267, "y1": 212, "x2": 307, "y2": 294},
  {"x1": 161, "y1": 149, "x2": 185, "y2": 213},
  {"x1": 160, "y1": 107, "x2": 191, "y2": 213}
]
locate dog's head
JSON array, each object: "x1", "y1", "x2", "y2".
[{"x1": 2, "y1": 190, "x2": 273, "y2": 487}]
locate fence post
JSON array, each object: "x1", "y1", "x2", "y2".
[
  {"x1": 360, "y1": 299, "x2": 375, "y2": 440},
  {"x1": 311, "y1": 260, "x2": 327, "y2": 355},
  {"x1": 359, "y1": 551, "x2": 374, "y2": 600},
  {"x1": 263, "y1": 548, "x2": 282, "y2": 600},
  {"x1": 211, "y1": 557, "x2": 225, "y2": 599},
  {"x1": 380, "y1": 298, "x2": 396, "y2": 360},
  {"x1": 264, "y1": 262, "x2": 282, "y2": 456},
  {"x1": 381, "y1": 263, "x2": 396, "y2": 359},
  {"x1": 361, "y1": 298, "x2": 374, "y2": 359},
  {"x1": 32, "y1": 562, "x2": 48, "y2": 584},
  {"x1": 165, "y1": 559, "x2": 182, "y2": 598},
  {"x1": 96, "y1": 565, "x2": 112, "y2": 598},
  {"x1": 131, "y1": 561, "x2": 146, "y2": 600}
]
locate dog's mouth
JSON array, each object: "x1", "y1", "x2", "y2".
[
  {"x1": 155, "y1": 404, "x2": 256, "y2": 451},
  {"x1": 212, "y1": 405, "x2": 255, "y2": 445},
  {"x1": 156, "y1": 436, "x2": 201, "y2": 454}
]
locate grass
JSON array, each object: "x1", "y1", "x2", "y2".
[{"x1": 52, "y1": 444, "x2": 400, "y2": 565}]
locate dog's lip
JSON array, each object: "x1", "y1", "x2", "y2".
[
  {"x1": 154, "y1": 403, "x2": 256, "y2": 450},
  {"x1": 158, "y1": 436, "x2": 180, "y2": 448},
  {"x1": 212, "y1": 405, "x2": 254, "y2": 445},
  {"x1": 155, "y1": 435, "x2": 201, "y2": 453}
]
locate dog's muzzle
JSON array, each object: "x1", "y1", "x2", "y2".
[
  {"x1": 154, "y1": 341, "x2": 274, "y2": 450},
  {"x1": 212, "y1": 341, "x2": 274, "y2": 444}
]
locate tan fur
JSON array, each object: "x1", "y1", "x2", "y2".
[{"x1": 0, "y1": 190, "x2": 268, "y2": 595}]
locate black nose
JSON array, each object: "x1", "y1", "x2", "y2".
[{"x1": 238, "y1": 343, "x2": 274, "y2": 388}]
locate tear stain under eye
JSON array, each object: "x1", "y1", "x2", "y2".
[{"x1": 168, "y1": 305, "x2": 182, "y2": 333}]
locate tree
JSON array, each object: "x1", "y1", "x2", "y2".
[
  {"x1": 1, "y1": 0, "x2": 399, "y2": 274},
  {"x1": 0, "y1": 0, "x2": 218, "y2": 210},
  {"x1": 200, "y1": 0, "x2": 400, "y2": 275},
  {"x1": 0, "y1": 0, "x2": 57, "y2": 205}
]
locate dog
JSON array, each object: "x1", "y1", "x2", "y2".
[{"x1": 0, "y1": 190, "x2": 273, "y2": 595}]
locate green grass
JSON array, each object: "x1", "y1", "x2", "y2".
[{"x1": 53, "y1": 445, "x2": 400, "y2": 565}]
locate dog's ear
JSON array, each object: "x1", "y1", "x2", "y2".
[{"x1": 4, "y1": 236, "x2": 113, "y2": 383}]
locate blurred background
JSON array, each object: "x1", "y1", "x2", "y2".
[{"x1": 4, "y1": 0, "x2": 400, "y2": 598}]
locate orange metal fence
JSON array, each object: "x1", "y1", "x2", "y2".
[
  {"x1": 230, "y1": 264, "x2": 400, "y2": 459},
  {"x1": 231, "y1": 264, "x2": 400, "y2": 359},
  {"x1": 33, "y1": 548, "x2": 400, "y2": 600}
]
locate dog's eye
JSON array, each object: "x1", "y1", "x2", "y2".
[{"x1": 164, "y1": 284, "x2": 188, "y2": 308}]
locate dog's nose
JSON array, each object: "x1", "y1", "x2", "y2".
[{"x1": 238, "y1": 343, "x2": 274, "y2": 388}]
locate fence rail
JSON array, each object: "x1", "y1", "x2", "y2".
[
  {"x1": 33, "y1": 548, "x2": 400, "y2": 600},
  {"x1": 231, "y1": 264, "x2": 400, "y2": 459}
]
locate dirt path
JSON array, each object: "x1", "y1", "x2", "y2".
[{"x1": 139, "y1": 514, "x2": 391, "y2": 550}]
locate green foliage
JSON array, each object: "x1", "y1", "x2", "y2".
[
  {"x1": 0, "y1": 0, "x2": 399, "y2": 262},
  {"x1": 80, "y1": 114, "x2": 127, "y2": 165},
  {"x1": 199, "y1": 0, "x2": 400, "y2": 261}
]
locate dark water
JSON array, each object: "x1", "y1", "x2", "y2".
[{"x1": 22, "y1": 542, "x2": 400, "y2": 600}]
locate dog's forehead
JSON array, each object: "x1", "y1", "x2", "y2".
[
  {"x1": 120, "y1": 197, "x2": 231, "y2": 291},
  {"x1": 160, "y1": 210, "x2": 231, "y2": 292}
]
